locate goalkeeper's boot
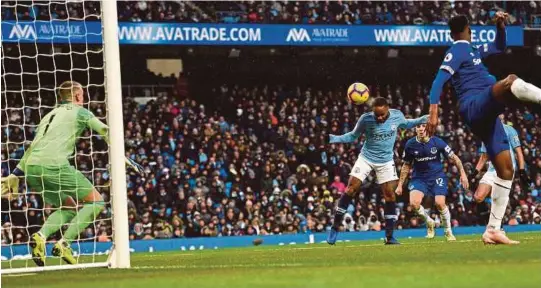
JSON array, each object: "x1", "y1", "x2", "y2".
[
  {"x1": 52, "y1": 240, "x2": 77, "y2": 265},
  {"x1": 384, "y1": 237, "x2": 401, "y2": 245},
  {"x1": 29, "y1": 232, "x2": 46, "y2": 267},
  {"x1": 444, "y1": 229, "x2": 456, "y2": 242},
  {"x1": 327, "y1": 227, "x2": 339, "y2": 245},
  {"x1": 426, "y1": 220, "x2": 435, "y2": 239}
]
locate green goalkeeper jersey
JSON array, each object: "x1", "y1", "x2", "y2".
[{"x1": 17, "y1": 103, "x2": 108, "y2": 169}]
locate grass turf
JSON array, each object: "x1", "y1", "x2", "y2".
[{"x1": 3, "y1": 232, "x2": 541, "y2": 288}]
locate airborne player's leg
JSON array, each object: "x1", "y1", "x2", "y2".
[
  {"x1": 375, "y1": 161, "x2": 400, "y2": 245},
  {"x1": 327, "y1": 157, "x2": 372, "y2": 245}
]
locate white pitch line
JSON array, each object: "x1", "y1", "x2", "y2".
[
  {"x1": 2, "y1": 273, "x2": 37, "y2": 277},
  {"x1": 133, "y1": 263, "x2": 304, "y2": 270},
  {"x1": 252, "y1": 236, "x2": 539, "y2": 252}
]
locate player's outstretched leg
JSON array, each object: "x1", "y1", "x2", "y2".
[
  {"x1": 410, "y1": 190, "x2": 435, "y2": 239},
  {"x1": 327, "y1": 177, "x2": 359, "y2": 245},
  {"x1": 382, "y1": 181, "x2": 400, "y2": 245},
  {"x1": 54, "y1": 190, "x2": 105, "y2": 264},
  {"x1": 435, "y1": 196, "x2": 455, "y2": 241},
  {"x1": 482, "y1": 151, "x2": 519, "y2": 245},
  {"x1": 492, "y1": 74, "x2": 541, "y2": 105}
]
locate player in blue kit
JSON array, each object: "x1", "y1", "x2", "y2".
[
  {"x1": 396, "y1": 124, "x2": 469, "y2": 241},
  {"x1": 327, "y1": 97, "x2": 428, "y2": 245},
  {"x1": 471, "y1": 116, "x2": 529, "y2": 241},
  {"x1": 426, "y1": 12, "x2": 541, "y2": 244}
]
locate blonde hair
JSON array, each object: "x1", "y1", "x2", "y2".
[{"x1": 58, "y1": 81, "x2": 82, "y2": 102}]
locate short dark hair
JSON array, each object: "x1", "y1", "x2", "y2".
[
  {"x1": 373, "y1": 97, "x2": 388, "y2": 107},
  {"x1": 449, "y1": 15, "x2": 469, "y2": 34}
]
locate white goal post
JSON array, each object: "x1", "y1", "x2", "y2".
[{"x1": 1, "y1": 0, "x2": 129, "y2": 273}]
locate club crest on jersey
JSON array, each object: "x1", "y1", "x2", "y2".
[
  {"x1": 354, "y1": 167, "x2": 360, "y2": 174},
  {"x1": 390, "y1": 124, "x2": 397, "y2": 131},
  {"x1": 408, "y1": 184, "x2": 414, "y2": 190},
  {"x1": 414, "y1": 151, "x2": 419, "y2": 155},
  {"x1": 444, "y1": 53, "x2": 453, "y2": 62},
  {"x1": 431, "y1": 147, "x2": 438, "y2": 154}
]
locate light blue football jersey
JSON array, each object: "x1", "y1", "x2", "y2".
[
  {"x1": 479, "y1": 124, "x2": 521, "y2": 172},
  {"x1": 329, "y1": 109, "x2": 428, "y2": 164}
]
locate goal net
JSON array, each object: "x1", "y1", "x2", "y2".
[{"x1": 1, "y1": 0, "x2": 128, "y2": 273}]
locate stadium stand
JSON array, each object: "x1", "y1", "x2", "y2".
[{"x1": 2, "y1": 1, "x2": 540, "y2": 25}]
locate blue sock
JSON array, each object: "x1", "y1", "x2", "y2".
[
  {"x1": 333, "y1": 194, "x2": 353, "y2": 229},
  {"x1": 384, "y1": 201, "x2": 397, "y2": 239}
]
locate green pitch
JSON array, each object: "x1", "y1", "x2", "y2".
[{"x1": 3, "y1": 232, "x2": 541, "y2": 288}]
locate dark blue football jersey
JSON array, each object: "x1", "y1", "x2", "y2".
[{"x1": 403, "y1": 136, "x2": 454, "y2": 179}]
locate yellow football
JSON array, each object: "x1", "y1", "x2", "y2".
[{"x1": 347, "y1": 83, "x2": 370, "y2": 105}]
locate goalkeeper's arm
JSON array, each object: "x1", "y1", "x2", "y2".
[{"x1": 86, "y1": 115, "x2": 144, "y2": 174}]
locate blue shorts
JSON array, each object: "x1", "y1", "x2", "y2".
[
  {"x1": 408, "y1": 177, "x2": 448, "y2": 197},
  {"x1": 459, "y1": 85, "x2": 508, "y2": 158}
]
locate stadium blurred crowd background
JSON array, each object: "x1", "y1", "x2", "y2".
[
  {"x1": 2, "y1": 1, "x2": 541, "y2": 26},
  {"x1": 2, "y1": 1, "x2": 541, "y2": 244}
]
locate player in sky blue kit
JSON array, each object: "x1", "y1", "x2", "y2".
[
  {"x1": 426, "y1": 12, "x2": 541, "y2": 244},
  {"x1": 327, "y1": 97, "x2": 428, "y2": 245},
  {"x1": 395, "y1": 124, "x2": 469, "y2": 241},
  {"x1": 471, "y1": 115, "x2": 530, "y2": 232}
]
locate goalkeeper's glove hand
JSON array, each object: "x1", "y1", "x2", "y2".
[
  {"x1": 518, "y1": 169, "x2": 532, "y2": 191},
  {"x1": 125, "y1": 157, "x2": 145, "y2": 175},
  {"x1": 1, "y1": 174, "x2": 21, "y2": 198}
]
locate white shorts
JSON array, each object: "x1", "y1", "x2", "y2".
[
  {"x1": 480, "y1": 170, "x2": 514, "y2": 186},
  {"x1": 479, "y1": 170, "x2": 497, "y2": 186},
  {"x1": 350, "y1": 156, "x2": 398, "y2": 184}
]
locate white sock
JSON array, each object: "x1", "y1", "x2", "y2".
[
  {"x1": 489, "y1": 176, "x2": 512, "y2": 230},
  {"x1": 416, "y1": 205, "x2": 434, "y2": 223},
  {"x1": 439, "y1": 206, "x2": 452, "y2": 231},
  {"x1": 511, "y1": 78, "x2": 541, "y2": 104}
]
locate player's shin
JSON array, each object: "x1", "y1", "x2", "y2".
[
  {"x1": 511, "y1": 78, "x2": 541, "y2": 105},
  {"x1": 415, "y1": 205, "x2": 434, "y2": 223},
  {"x1": 62, "y1": 201, "x2": 105, "y2": 243},
  {"x1": 384, "y1": 201, "x2": 397, "y2": 239},
  {"x1": 439, "y1": 206, "x2": 452, "y2": 232},
  {"x1": 489, "y1": 177, "x2": 512, "y2": 231},
  {"x1": 332, "y1": 194, "x2": 353, "y2": 229},
  {"x1": 38, "y1": 209, "x2": 77, "y2": 239}
]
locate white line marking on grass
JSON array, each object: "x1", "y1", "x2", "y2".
[
  {"x1": 133, "y1": 263, "x2": 304, "y2": 270},
  {"x1": 2, "y1": 273, "x2": 37, "y2": 277},
  {"x1": 254, "y1": 236, "x2": 539, "y2": 252}
]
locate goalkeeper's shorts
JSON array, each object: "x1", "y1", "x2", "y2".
[{"x1": 25, "y1": 165, "x2": 94, "y2": 207}]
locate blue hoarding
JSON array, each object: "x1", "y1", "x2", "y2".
[{"x1": 2, "y1": 21, "x2": 524, "y2": 46}]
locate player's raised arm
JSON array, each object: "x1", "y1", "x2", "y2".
[
  {"x1": 478, "y1": 12, "x2": 508, "y2": 58},
  {"x1": 329, "y1": 114, "x2": 366, "y2": 144},
  {"x1": 399, "y1": 114, "x2": 429, "y2": 130}
]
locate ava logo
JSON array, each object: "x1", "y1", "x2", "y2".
[
  {"x1": 9, "y1": 24, "x2": 37, "y2": 40},
  {"x1": 431, "y1": 147, "x2": 438, "y2": 154},
  {"x1": 286, "y1": 28, "x2": 311, "y2": 42}
]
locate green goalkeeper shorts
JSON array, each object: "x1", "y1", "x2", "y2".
[{"x1": 24, "y1": 165, "x2": 94, "y2": 207}]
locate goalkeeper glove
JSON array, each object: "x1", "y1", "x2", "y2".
[
  {"x1": 518, "y1": 169, "x2": 532, "y2": 192},
  {"x1": 125, "y1": 157, "x2": 145, "y2": 175},
  {"x1": 1, "y1": 174, "x2": 20, "y2": 197}
]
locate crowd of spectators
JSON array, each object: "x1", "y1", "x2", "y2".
[
  {"x1": 2, "y1": 1, "x2": 541, "y2": 26},
  {"x1": 2, "y1": 79, "x2": 541, "y2": 244}
]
